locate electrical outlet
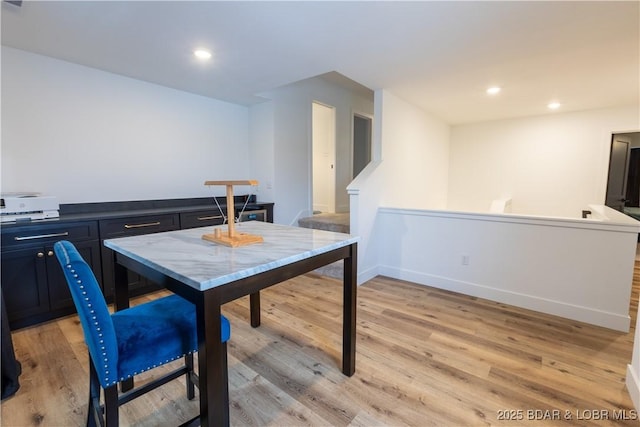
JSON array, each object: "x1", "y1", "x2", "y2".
[{"x1": 462, "y1": 255, "x2": 470, "y2": 266}]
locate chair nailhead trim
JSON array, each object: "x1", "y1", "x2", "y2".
[
  {"x1": 65, "y1": 261, "x2": 112, "y2": 385},
  {"x1": 113, "y1": 351, "x2": 196, "y2": 385}
]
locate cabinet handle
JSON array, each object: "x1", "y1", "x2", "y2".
[
  {"x1": 14, "y1": 231, "x2": 69, "y2": 241},
  {"x1": 124, "y1": 221, "x2": 161, "y2": 229},
  {"x1": 47, "y1": 251, "x2": 54, "y2": 257},
  {"x1": 197, "y1": 215, "x2": 224, "y2": 221},
  {"x1": 37, "y1": 252, "x2": 44, "y2": 258}
]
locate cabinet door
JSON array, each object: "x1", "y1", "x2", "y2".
[
  {"x1": 101, "y1": 248, "x2": 162, "y2": 300},
  {"x1": 1, "y1": 247, "x2": 49, "y2": 325},
  {"x1": 100, "y1": 214, "x2": 179, "y2": 299},
  {"x1": 47, "y1": 240, "x2": 103, "y2": 311}
]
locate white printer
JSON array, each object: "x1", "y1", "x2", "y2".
[{"x1": 0, "y1": 193, "x2": 60, "y2": 223}]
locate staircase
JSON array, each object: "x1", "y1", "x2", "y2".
[
  {"x1": 298, "y1": 213, "x2": 350, "y2": 278},
  {"x1": 298, "y1": 212, "x2": 350, "y2": 234}
]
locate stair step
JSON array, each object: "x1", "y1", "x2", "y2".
[
  {"x1": 298, "y1": 213, "x2": 350, "y2": 234},
  {"x1": 312, "y1": 260, "x2": 344, "y2": 280},
  {"x1": 298, "y1": 213, "x2": 349, "y2": 279}
]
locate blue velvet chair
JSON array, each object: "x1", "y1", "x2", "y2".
[{"x1": 53, "y1": 240, "x2": 231, "y2": 426}]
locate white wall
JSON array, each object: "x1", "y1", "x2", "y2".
[
  {"x1": 378, "y1": 91, "x2": 450, "y2": 210},
  {"x1": 347, "y1": 160, "x2": 384, "y2": 284},
  {"x1": 349, "y1": 90, "x2": 450, "y2": 284},
  {"x1": 1, "y1": 47, "x2": 250, "y2": 204},
  {"x1": 259, "y1": 74, "x2": 374, "y2": 225},
  {"x1": 348, "y1": 90, "x2": 386, "y2": 284},
  {"x1": 448, "y1": 106, "x2": 640, "y2": 217},
  {"x1": 248, "y1": 101, "x2": 275, "y2": 204}
]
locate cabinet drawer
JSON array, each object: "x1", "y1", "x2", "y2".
[
  {"x1": 180, "y1": 210, "x2": 225, "y2": 229},
  {"x1": 1, "y1": 221, "x2": 98, "y2": 249},
  {"x1": 99, "y1": 214, "x2": 180, "y2": 238}
]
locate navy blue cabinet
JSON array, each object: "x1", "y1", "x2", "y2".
[
  {"x1": 1, "y1": 221, "x2": 101, "y2": 329},
  {"x1": 1, "y1": 197, "x2": 273, "y2": 330}
]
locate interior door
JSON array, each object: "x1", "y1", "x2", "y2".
[
  {"x1": 625, "y1": 148, "x2": 640, "y2": 206},
  {"x1": 312, "y1": 102, "x2": 336, "y2": 213},
  {"x1": 605, "y1": 134, "x2": 632, "y2": 211}
]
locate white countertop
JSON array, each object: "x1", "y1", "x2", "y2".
[{"x1": 104, "y1": 221, "x2": 358, "y2": 291}]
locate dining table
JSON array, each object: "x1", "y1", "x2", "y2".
[{"x1": 104, "y1": 220, "x2": 358, "y2": 426}]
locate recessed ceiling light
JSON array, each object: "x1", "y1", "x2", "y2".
[
  {"x1": 548, "y1": 102, "x2": 561, "y2": 110},
  {"x1": 486, "y1": 86, "x2": 501, "y2": 95},
  {"x1": 193, "y1": 49, "x2": 212, "y2": 60}
]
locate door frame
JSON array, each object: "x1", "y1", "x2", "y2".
[
  {"x1": 605, "y1": 130, "x2": 640, "y2": 211},
  {"x1": 351, "y1": 110, "x2": 373, "y2": 180}
]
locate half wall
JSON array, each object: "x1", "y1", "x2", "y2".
[{"x1": 375, "y1": 205, "x2": 639, "y2": 331}]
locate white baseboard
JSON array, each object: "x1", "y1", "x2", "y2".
[
  {"x1": 627, "y1": 364, "x2": 640, "y2": 412},
  {"x1": 378, "y1": 265, "x2": 631, "y2": 332},
  {"x1": 357, "y1": 264, "x2": 379, "y2": 286}
]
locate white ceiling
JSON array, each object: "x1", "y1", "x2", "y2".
[{"x1": 2, "y1": 1, "x2": 638, "y2": 124}]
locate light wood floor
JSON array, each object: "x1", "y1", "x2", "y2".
[{"x1": 2, "y1": 264, "x2": 639, "y2": 426}]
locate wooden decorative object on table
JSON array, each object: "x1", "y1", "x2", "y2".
[{"x1": 202, "y1": 180, "x2": 264, "y2": 247}]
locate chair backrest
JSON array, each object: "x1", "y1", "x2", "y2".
[{"x1": 53, "y1": 241, "x2": 119, "y2": 387}]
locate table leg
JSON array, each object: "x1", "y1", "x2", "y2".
[
  {"x1": 250, "y1": 292, "x2": 261, "y2": 327},
  {"x1": 113, "y1": 260, "x2": 134, "y2": 392},
  {"x1": 197, "y1": 291, "x2": 229, "y2": 427},
  {"x1": 342, "y1": 243, "x2": 357, "y2": 376}
]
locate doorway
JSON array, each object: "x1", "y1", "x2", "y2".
[
  {"x1": 352, "y1": 113, "x2": 372, "y2": 178},
  {"x1": 606, "y1": 132, "x2": 640, "y2": 213},
  {"x1": 312, "y1": 102, "x2": 336, "y2": 214}
]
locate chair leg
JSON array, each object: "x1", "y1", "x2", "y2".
[
  {"x1": 87, "y1": 360, "x2": 101, "y2": 427},
  {"x1": 87, "y1": 358, "x2": 118, "y2": 427},
  {"x1": 222, "y1": 342, "x2": 229, "y2": 411},
  {"x1": 185, "y1": 353, "x2": 195, "y2": 400},
  {"x1": 103, "y1": 385, "x2": 119, "y2": 427}
]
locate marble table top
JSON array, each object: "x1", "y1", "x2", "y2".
[{"x1": 104, "y1": 221, "x2": 358, "y2": 291}]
